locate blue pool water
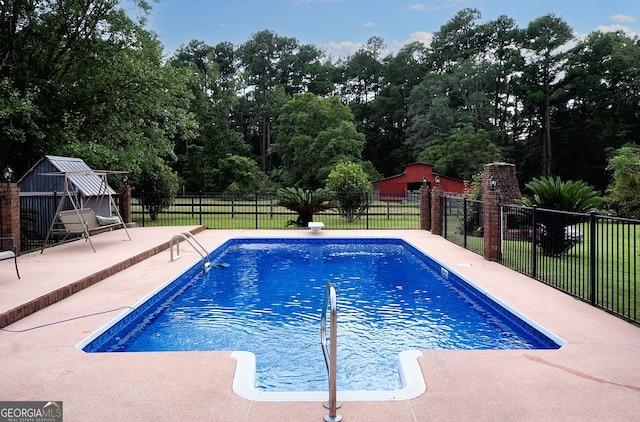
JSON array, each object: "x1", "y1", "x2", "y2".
[{"x1": 83, "y1": 238, "x2": 560, "y2": 392}]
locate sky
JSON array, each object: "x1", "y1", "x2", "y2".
[{"x1": 131, "y1": 0, "x2": 640, "y2": 58}]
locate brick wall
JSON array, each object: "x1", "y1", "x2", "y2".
[
  {"x1": 430, "y1": 185, "x2": 444, "y2": 236},
  {"x1": 0, "y1": 183, "x2": 21, "y2": 253},
  {"x1": 118, "y1": 185, "x2": 132, "y2": 224},
  {"x1": 419, "y1": 185, "x2": 430, "y2": 230},
  {"x1": 482, "y1": 163, "x2": 521, "y2": 261}
]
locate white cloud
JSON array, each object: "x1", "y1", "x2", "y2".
[
  {"x1": 406, "y1": 3, "x2": 426, "y2": 11},
  {"x1": 407, "y1": 31, "x2": 433, "y2": 46},
  {"x1": 596, "y1": 24, "x2": 637, "y2": 37},
  {"x1": 402, "y1": 2, "x2": 461, "y2": 12},
  {"x1": 610, "y1": 14, "x2": 637, "y2": 23},
  {"x1": 326, "y1": 40, "x2": 362, "y2": 57},
  {"x1": 363, "y1": 22, "x2": 375, "y2": 28},
  {"x1": 390, "y1": 31, "x2": 434, "y2": 53}
]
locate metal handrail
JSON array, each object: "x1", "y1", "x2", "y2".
[
  {"x1": 169, "y1": 232, "x2": 210, "y2": 270},
  {"x1": 321, "y1": 282, "x2": 341, "y2": 422}
]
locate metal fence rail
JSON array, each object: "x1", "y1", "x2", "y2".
[
  {"x1": 131, "y1": 191, "x2": 421, "y2": 230},
  {"x1": 499, "y1": 204, "x2": 639, "y2": 324}
]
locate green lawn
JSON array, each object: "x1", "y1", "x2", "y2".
[{"x1": 500, "y1": 220, "x2": 639, "y2": 321}]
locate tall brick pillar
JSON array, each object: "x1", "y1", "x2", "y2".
[
  {"x1": 430, "y1": 184, "x2": 444, "y2": 236},
  {"x1": 0, "y1": 183, "x2": 21, "y2": 253},
  {"x1": 118, "y1": 185, "x2": 132, "y2": 224},
  {"x1": 482, "y1": 163, "x2": 521, "y2": 261},
  {"x1": 419, "y1": 185, "x2": 430, "y2": 230}
]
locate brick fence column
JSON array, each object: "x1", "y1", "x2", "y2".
[
  {"x1": 430, "y1": 185, "x2": 443, "y2": 236},
  {"x1": 483, "y1": 186, "x2": 500, "y2": 261},
  {"x1": 482, "y1": 163, "x2": 522, "y2": 261},
  {"x1": 419, "y1": 185, "x2": 430, "y2": 230},
  {"x1": 118, "y1": 185, "x2": 132, "y2": 224},
  {"x1": 0, "y1": 183, "x2": 21, "y2": 253}
]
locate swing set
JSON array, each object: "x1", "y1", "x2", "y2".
[{"x1": 41, "y1": 170, "x2": 131, "y2": 253}]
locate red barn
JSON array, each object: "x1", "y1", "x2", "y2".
[{"x1": 372, "y1": 163, "x2": 465, "y2": 201}]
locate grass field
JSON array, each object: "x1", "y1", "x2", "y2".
[
  {"x1": 441, "y1": 205, "x2": 639, "y2": 323},
  {"x1": 500, "y1": 220, "x2": 639, "y2": 322}
]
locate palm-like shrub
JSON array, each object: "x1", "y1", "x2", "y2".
[
  {"x1": 518, "y1": 176, "x2": 602, "y2": 255},
  {"x1": 276, "y1": 187, "x2": 336, "y2": 227}
]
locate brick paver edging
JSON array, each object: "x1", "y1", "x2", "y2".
[{"x1": 0, "y1": 226, "x2": 206, "y2": 328}]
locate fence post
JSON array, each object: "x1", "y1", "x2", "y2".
[
  {"x1": 430, "y1": 185, "x2": 443, "y2": 235},
  {"x1": 255, "y1": 192, "x2": 259, "y2": 229},
  {"x1": 589, "y1": 211, "x2": 597, "y2": 305},
  {"x1": 118, "y1": 184, "x2": 132, "y2": 224},
  {"x1": 482, "y1": 167, "x2": 502, "y2": 262},
  {"x1": 419, "y1": 185, "x2": 430, "y2": 230},
  {"x1": 531, "y1": 206, "x2": 537, "y2": 278},
  {"x1": 141, "y1": 192, "x2": 146, "y2": 227},
  {"x1": 366, "y1": 193, "x2": 370, "y2": 229},
  {"x1": 482, "y1": 163, "x2": 522, "y2": 262},
  {"x1": 199, "y1": 191, "x2": 203, "y2": 226},
  {"x1": 463, "y1": 198, "x2": 468, "y2": 248},
  {"x1": 0, "y1": 182, "x2": 21, "y2": 253}
]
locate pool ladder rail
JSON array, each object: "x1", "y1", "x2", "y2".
[
  {"x1": 169, "y1": 232, "x2": 211, "y2": 271},
  {"x1": 321, "y1": 282, "x2": 342, "y2": 422}
]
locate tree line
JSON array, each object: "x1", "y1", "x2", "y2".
[{"x1": 2, "y1": 1, "x2": 639, "y2": 216}]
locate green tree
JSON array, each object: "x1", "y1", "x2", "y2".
[
  {"x1": 554, "y1": 31, "x2": 640, "y2": 190},
  {"x1": 1, "y1": 0, "x2": 196, "y2": 184},
  {"x1": 523, "y1": 14, "x2": 574, "y2": 176},
  {"x1": 477, "y1": 15, "x2": 525, "y2": 158},
  {"x1": 418, "y1": 124, "x2": 502, "y2": 180},
  {"x1": 133, "y1": 159, "x2": 180, "y2": 221},
  {"x1": 363, "y1": 41, "x2": 428, "y2": 176},
  {"x1": 518, "y1": 176, "x2": 602, "y2": 255},
  {"x1": 407, "y1": 54, "x2": 495, "y2": 165},
  {"x1": 326, "y1": 161, "x2": 372, "y2": 222},
  {"x1": 210, "y1": 155, "x2": 269, "y2": 193},
  {"x1": 169, "y1": 40, "x2": 248, "y2": 191},
  {"x1": 429, "y1": 8, "x2": 484, "y2": 72},
  {"x1": 341, "y1": 36, "x2": 386, "y2": 104},
  {"x1": 239, "y1": 30, "x2": 326, "y2": 171},
  {"x1": 271, "y1": 93, "x2": 366, "y2": 189},
  {"x1": 276, "y1": 187, "x2": 336, "y2": 227},
  {"x1": 605, "y1": 144, "x2": 640, "y2": 218}
]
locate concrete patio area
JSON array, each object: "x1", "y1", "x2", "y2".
[{"x1": 1, "y1": 227, "x2": 639, "y2": 421}]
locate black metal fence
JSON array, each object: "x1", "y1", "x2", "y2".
[
  {"x1": 20, "y1": 192, "x2": 66, "y2": 251},
  {"x1": 131, "y1": 191, "x2": 421, "y2": 230},
  {"x1": 500, "y1": 204, "x2": 639, "y2": 324},
  {"x1": 16, "y1": 187, "x2": 639, "y2": 324},
  {"x1": 441, "y1": 196, "x2": 485, "y2": 256},
  {"x1": 438, "y1": 196, "x2": 639, "y2": 324}
]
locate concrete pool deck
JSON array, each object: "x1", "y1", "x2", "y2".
[{"x1": 0, "y1": 227, "x2": 639, "y2": 421}]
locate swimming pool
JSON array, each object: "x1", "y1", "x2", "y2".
[{"x1": 79, "y1": 237, "x2": 562, "y2": 400}]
